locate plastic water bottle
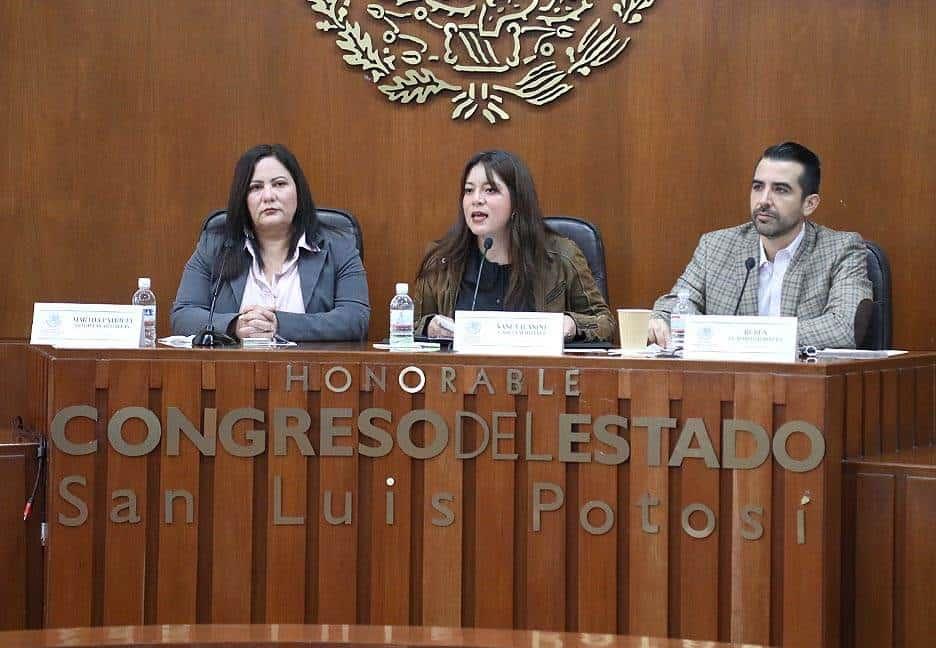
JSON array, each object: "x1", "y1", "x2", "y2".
[
  {"x1": 132, "y1": 277, "x2": 157, "y2": 348},
  {"x1": 389, "y1": 283, "x2": 415, "y2": 349},
  {"x1": 669, "y1": 290, "x2": 693, "y2": 351}
]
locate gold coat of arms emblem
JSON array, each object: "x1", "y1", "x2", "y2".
[{"x1": 308, "y1": 0, "x2": 657, "y2": 123}]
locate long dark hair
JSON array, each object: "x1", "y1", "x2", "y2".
[
  {"x1": 415, "y1": 150, "x2": 548, "y2": 309},
  {"x1": 221, "y1": 144, "x2": 319, "y2": 280}
]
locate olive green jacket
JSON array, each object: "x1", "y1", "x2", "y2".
[{"x1": 413, "y1": 235, "x2": 614, "y2": 342}]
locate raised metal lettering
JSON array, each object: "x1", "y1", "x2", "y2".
[
  {"x1": 532, "y1": 481, "x2": 564, "y2": 532},
  {"x1": 51, "y1": 405, "x2": 98, "y2": 455},
  {"x1": 274, "y1": 474, "x2": 304, "y2": 525},
  {"x1": 58, "y1": 475, "x2": 88, "y2": 526},
  {"x1": 681, "y1": 502, "x2": 715, "y2": 539},
  {"x1": 558, "y1": 413, "x2": 591, "y2": 463},
  {"x1": 580, "y1": 500, "x2": 614, "y2": 535},
  {"x1": 108, "y1": 406, "x2": 161, "y2": 457},
  {"x1": 398, "y1": 409, "x2": 448, "y2": 459}
]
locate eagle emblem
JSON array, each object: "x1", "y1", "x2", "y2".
[{"x1": 308, "y1": 0, "x2": 656, "y2": 123}]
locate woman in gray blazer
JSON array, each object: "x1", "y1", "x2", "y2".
[{"x1": 171, "y1": 144, "x2": 370, "y2": 342}]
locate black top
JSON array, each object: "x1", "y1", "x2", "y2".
[{"x1": 455, "y1": 248, "x2": 527, "y2": 312}]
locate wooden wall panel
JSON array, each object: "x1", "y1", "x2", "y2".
[
  {"x1": 156, "y1": 361, "x2": 202, "y2": 623},
  {"x1": 842, "y1": 360, "x2": 934, "y2": 461},
  {"x1": 0, "y1": 343, "x2": 28, "y2": 426},
  {"x1": 0, "y1": 345, "x2": 31, "y2": 629},
  {"x1": 522, "y1": 368, "x2": 566, "y2": 631},
  {"x1": 573, "y1": 369, "x2": 618, "y2": 633},
  {"x1": 207, "y1": 363, "x2": 255, "y2": 622},
  {"x1": 627, "y1": 370, "x2": 669, "y2": 637},
  {"x1": 782, "y1": 376, "x2": 838, "y2": 648},
  {"x1": 676, "y1": 373, "x2": 721, "y2": 640},
  {"x1": 31, "y1": 349, "x2": 936, "y2": 644},
  {"x1": 44, "y1": 360, "x2": 97, "y2": 628},
  {"x1": 915, "y1": 365, "x2": 934, "y2": 447},
  {"x1": 315, "y1": 361, "x2": 360, "y2": 623},
  {"x1": 0, "y1": 445, "x2": 30, "y2": 631},
  {"x1": 363, "y1": 364, "x2": 412, "y2": 625},
  {"x1": 1, "y1": 2, "x2": 934, "y2": 348},
  {"x1": 852, "y1": 473, "x2": 894, "y2": 648},
  {"x1": 419, "y1": 368, "x2": 462, "y2": 627},
  {"x1": 902, "y1": 476, "x2": 936, "y2": 648},
  {"x1": 101, "y1": 361, "x2": 151, "y2": 625},
  {"x1": 466, "y1": 367, "x2": 516, "y2": 629},
  {"x1": 845, "y1": 450, "x2": 936, "y2": 648},
  {"x1": 263, "y1": 362, "x2": 309, "y2": 623},
  {"x1": 729, "y1": 373, "x2": 773, "y2": 646}
]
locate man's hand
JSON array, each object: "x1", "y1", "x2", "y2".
[
  {"x1": 648, "y1": 317, "x2": 670, "y2": 348},
  {"x1": 236, "y1": 305, "x2": 277, "y2": 340}
]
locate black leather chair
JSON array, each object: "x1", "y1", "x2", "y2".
[
  {"x1": 200, "y1": 207, "x2": 364, "y2": 260},
  {"x1": 317, "y1": 207, "x2": 365, "y2": 261},
  {"x1": 544, "y1": 216, "x2": 609, "y2": 303},
  {"x1": 860, "y1": 240, "x2": 892, "y2": 350}
]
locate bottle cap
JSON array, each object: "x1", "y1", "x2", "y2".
[
  {"x1": 138, "y1": 278, "x2": 151, "y2": 289},
  {"x1": 395, "y1": 283, "x2": 408, "y2": 295}
]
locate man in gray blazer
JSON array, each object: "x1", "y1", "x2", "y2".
[{"x1": 649, "y1": 142, "x2": 872, "y2": 349}]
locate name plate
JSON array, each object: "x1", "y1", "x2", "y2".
[
  {"x1": 30, "y1": 303, "x2": 145, "y2": 348},
  {"x1": 683, "y1": 315, "x2": 798, "y2": 363},
  {"x1": 453, "y1": 311, "x2": 564, "y2": 356}
]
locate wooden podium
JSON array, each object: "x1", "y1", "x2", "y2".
[{"x1": 22, "y1": 345, "x2": 936, "y2": 646}]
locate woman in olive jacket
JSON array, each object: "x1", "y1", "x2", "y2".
[{"x1": 414, "y1": 150, "x2": 614, "y2": 342}]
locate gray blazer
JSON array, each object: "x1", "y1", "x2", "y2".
[
  {"x1": 652, "y1": 221, "x2": 872, "y2": 348},
  {"x1": 171, "y1": 216, "x2": 370, "y2": 341}
]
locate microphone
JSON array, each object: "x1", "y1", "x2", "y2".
[
  {"x1": 733, "y1": 256, "x2": 757, "y2": 316},
  {"x1": 470, "y1": 237, "x2": 494, "y2": 311},
  {"x1": 194, "y1": 240, "x2": 238, "y2": 347}
]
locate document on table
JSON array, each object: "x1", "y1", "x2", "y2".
[{"x1": 814, "y1": 348, "x2": 907, "y2": 359}]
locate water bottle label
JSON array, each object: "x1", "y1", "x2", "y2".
[
  {"x1": 142, "y1": 306, "x2": 155, "y2": 319},
  {"x1": 390, "y1": 309, "x2": 413, "y2": 332}
]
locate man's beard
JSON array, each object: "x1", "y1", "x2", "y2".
[{"x1": 751, "y1": 209, "x2": 800, "y2": 239}]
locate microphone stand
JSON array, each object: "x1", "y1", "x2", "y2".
[
  {"x1": 470, "y1": 237, "x2": 494, "y2": 311},
  {"x1": 733, "y1": 257, "x2": 757, "y2": 316},
  {"x1": 194, "y1": 241, "x2": 238, "y2": 347}
]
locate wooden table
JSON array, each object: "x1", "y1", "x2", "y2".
[
  {"x1": 16, "y1": 345, "x2": 936, "y2": 647},
  {"x1": 0, "y1": 623, "x2": 768, "y2": 648}
]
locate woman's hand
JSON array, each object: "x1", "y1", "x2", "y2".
[
  {"x1": 426, "y1": 315, "x2": 455, "y2": 339},
  {"x1": 236, "y1": 305, "x2": 277, "y2": 339},
  {"x1": 563, "y1": 314, "x2": 577, "y2": 340}
]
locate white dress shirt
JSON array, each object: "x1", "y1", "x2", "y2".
[
  {"x1": 239, "y1": 234, "x2": 314, "y2": 314},
  {"x1": 757, "y1": 223, "x2": 805, "y2": 316}
]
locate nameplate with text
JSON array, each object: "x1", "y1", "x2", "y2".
[
  {"x1": 453, "y1": 310, "x2": 564, "y2": 356},
  {"x1": 30, "y1": 303, "x2": 145, "y2": 348},
  {"x1": 683, "y1": 315, "x2": 798, "y2": 363}
]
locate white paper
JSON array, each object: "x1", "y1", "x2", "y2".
[
  {"x1": 373, "y1": 342, "x2": 441, "y2": 352},
  {"x1": 815, "y1": 348, "x2": 907, "y2": 359},
  {"x1": 158, "y1": 335, "x2": 195, "y2": 348},
  {"x1": 608, "y1": 343, "x2": 667, "y2": 358}
]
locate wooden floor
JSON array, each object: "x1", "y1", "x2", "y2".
[{"x1": 0, "y1": 624, "x2": 767, "y2": 648}]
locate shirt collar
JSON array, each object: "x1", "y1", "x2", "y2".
[
  {"x1": 758, "y1": 221, "x2": 806, "y2": 267},
  {"x1": 243, "y1": 232, "x2": 316, "y2": 262}
]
